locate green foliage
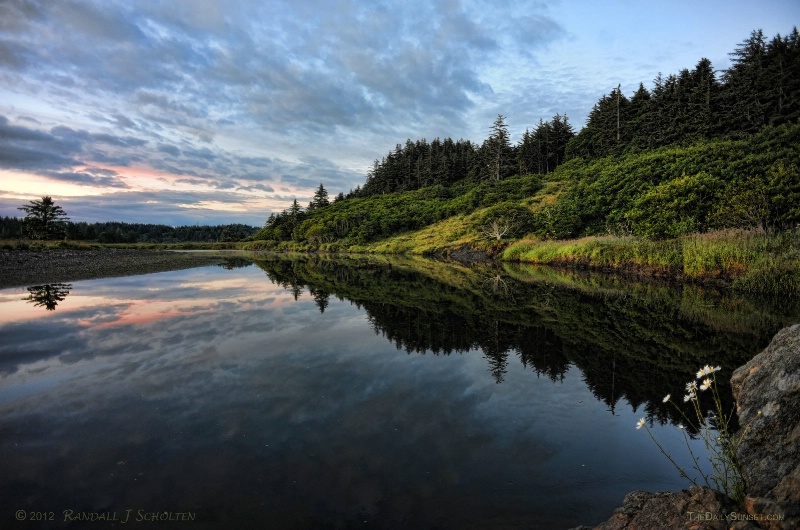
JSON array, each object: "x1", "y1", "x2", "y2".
[
  {"x1": 532, "y1": 193, "x2": 583, "y2": 240},
  {"x1": 546, "y1": 122, "x2": 800, "y2": 238},
  {"x1": 265, "y1": 175, "x2": 544, "y2": 247},
  {"x1": 218, "y1": 224, "x2": 254, "y2": 242},
  {"x1": 626, "y1": 172, "x2": 724, "y2": 239},
  {"x1": 475, "y1": 202, "x2": 536, "y2": 240},
  {"x1": 710, "y1": 162, "x2": 800, "y2": 231}
]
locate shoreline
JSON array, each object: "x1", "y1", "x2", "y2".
[{"x1": 0, "y1": 248, "x2": 229, "y2": 289}]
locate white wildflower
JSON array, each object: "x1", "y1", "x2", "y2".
[
  {"x1": 636, "y1": 417, "x2": 646, "y2": 430},
  {"x1": 700, "y1": 378, "x2": 712, "y2": 391},
  {"x1": 663, "y1": 394, "x2": 671, "y2": 403},
  {"x1": 697, "y1": 365, "x2": 713, "y2": 379}
]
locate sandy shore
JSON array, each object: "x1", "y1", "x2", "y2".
[{"x1": 0, "y1": 249, "x2": 230, "y2": 288}]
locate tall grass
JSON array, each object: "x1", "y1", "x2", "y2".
[{"x1": 503, "y1": 228, "x2": 800, "y2": 295}]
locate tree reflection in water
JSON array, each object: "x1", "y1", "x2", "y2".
[
  {"x1": 23, "y1": 283, "x2": 72, "y2": 311},
  {"x1": 252, "y1": 254, "x2": 800, "y2": 432}
]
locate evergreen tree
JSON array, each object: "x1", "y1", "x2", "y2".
[
  {"x1": 18, "y1": 196, "x2": 70, "y2": 240},
  {"x1": 311, "y1": 183, "x2": 330, "y2": 210},
  {"x1": 626, "y1": 83, "x2": 656, "y2": 150},
  {"x1": 548, "y1": 114, "x2": 575, "y2": 169},
  {"x1": 566, "y1": 87, "x2": 629, "y2": 159},
  {"x1": 489, "y1": 114, "x2": 513, "y2": 181},
  {"x1": 720, "y1": 29, "x2": 769, "y2": 133},
  {"x1": 687, "y1": 58, "x2": 720, "y2": 138},
  {"x1": 763, "y1": 27, "x2": 800, "y2": 125},
  {"x1": 518, "y1": 115, "x2": 574, "y2": 173}
]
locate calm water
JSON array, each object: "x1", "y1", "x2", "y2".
[{"x1": 1, "y1": 255, "x2": 797, "y2": 529}]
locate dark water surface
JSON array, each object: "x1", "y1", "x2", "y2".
[{"x1": 1, "y1": 255, "x2": 797, "y2": 529}]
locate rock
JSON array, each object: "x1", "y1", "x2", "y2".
[
  {"x1": 572, "y1": 486, "x2": 759, "y2": 530},
  {"x1": 442, "y1": 244, "x2": 491, "y2": 264},
  {"x1": 730, "y1": 323, "x2": 800, "y2": 530}
]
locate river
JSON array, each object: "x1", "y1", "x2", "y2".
[{"x1": 1, "y1": 254, "x2": 797, "y2": 529}]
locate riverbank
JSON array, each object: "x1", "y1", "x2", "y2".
[
  {"x1": 3, "y1": 226, "x2": 798, "y2": 295},
  {"x1": 243, "y1": 227, "x2": 800, "y2": 295},
  {"x1": 502, "y1": 229, "x2": 800, "y2": 296},
  {"x1": 0, "y1": 248, "x2": 228, "y2": 288}
]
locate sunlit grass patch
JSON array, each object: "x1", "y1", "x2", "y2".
[
  {"x1": 365, "y1": 213, "x2": 484, "y2": 255},
  {"x1": 503, "y1": 229, "x2": 800, "y2": 295}
]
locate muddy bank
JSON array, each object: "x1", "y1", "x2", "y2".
[{"x1": 0, "y1": 249, "x2": 229, "y2": 288}]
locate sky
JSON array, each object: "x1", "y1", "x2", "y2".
[{"x1": 0, "y1": 0, "x2": 798, "y2": 227}]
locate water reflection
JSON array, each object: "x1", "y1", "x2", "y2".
[
  {"x1": 253, "y1": 254, "x2": 799, "y2": 430},
  {"x1": 23, "y1": 283, "x2": 72, "y2": 311},
  {"x1": 0, "y1": 256, "x2": 797, "y2": 529}
]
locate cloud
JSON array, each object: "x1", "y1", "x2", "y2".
[
  {"x1": 0, "y1": 116, "x2": 129, "y2": 187},
  {"x1": 0, "y1": 1, "x2": 564, "y2": 224},
  {"x1": 1, "y1": 1, "x2": 565, "y2": 139},
  {"x1": 92, "y1": 133, "x2": 147, "y2": 148},
  {"x1": 236, "y1": 183, "x2": 274, "y2": 193},
  {"x1": 157, "y1": 143, "x2": 181, "y2": 157},
  {"x1": 0, "y1": 115, "x2": 83, "y2": 170},
  {"x1": 43, "y1": 168, "x2": 129, "y2": 189}
]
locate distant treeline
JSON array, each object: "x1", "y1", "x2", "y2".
[
  {"x1": 347, "y1": 28, "x2": 799, "y2": 199},
  {"x1": 0, "y1": 218, "x2": 258, "y2": 243}
]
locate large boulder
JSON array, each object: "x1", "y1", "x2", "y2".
[{"x1": 730, "y1": 323, "x2": 800, "y2": 530}]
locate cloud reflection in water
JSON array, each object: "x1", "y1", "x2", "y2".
[{"x1": 0, "y1": 265, "x2": 690, "y2": 528}]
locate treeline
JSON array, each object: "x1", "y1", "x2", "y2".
[
  {"x1": 354, "y1": 28, "x2": 799, "y2": 199},
  {"x1": 256, "y1": 120, "x2": 800, "y2": 248},
  {"x1": 569, "y1": 29, "x2": 800, "y2": 158},
  {"x1": 0, "y1": 217, "x2": 258, "y2": 243},
  {"x1": 355, "y1": 113, "x2": 574, "y2": 197}
]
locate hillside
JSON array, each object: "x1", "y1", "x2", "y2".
[
  {"x1": 248, "y1": 121, "x2": 799, "y2": 246},
  {"x1": 244, "y1": 28, "x2": 800, "y2": 294}
]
